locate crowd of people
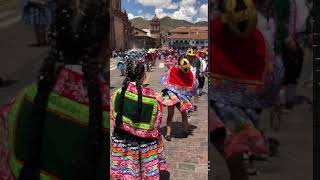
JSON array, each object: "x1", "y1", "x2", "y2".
[
  {"x1": 210, "y1": 0, "x2": 313, "y2": 179},
  {"x1": 110, "y1": 46, "x2": 208, "y2": 179}
]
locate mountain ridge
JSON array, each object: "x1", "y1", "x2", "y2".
[{"x1": 131, "y1": 16, "x2": 208, "y2": 32}]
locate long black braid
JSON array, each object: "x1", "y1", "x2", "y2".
[
  {"x1": 74, "y1": 1, "x2": 109, "y2": 179},
  {"x1": 115, "y1": 61, "x2": 145, "y2": 127},
  {"x1": 18, "y1": 0, "x2": 109, "y2": 179},
  {"x1": 134, "y1": 63, "x2": 145, "y2": 120},
  {"x1": 115, "y1": 59, "x2": 133, "y2": 127}
]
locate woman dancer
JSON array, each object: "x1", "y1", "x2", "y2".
[
  {"x1": 157, "y1": 57, "x2": 198, "y2": 141},
  {"x1": 110, "y1": 61, "x2": 167, "y2": 179},
  {"x1": 209, "y1": 0, "x2": 283, "y2": 179}
]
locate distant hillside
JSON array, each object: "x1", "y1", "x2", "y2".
[
  {"x1": 131, "y1": 16, "x2": 207, "y2": 32},
  {"x1": 195, "y1": 21, "x2": 208, "y2": 26},
  {"x1": 131, "y1": 17, "x2": 149, "y2": 29}
]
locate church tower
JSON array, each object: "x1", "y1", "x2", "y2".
[{"x1": 150, "y1": 14, "x2": 161, "y2": 47}]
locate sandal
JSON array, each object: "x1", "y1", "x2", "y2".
[{"x1": 164, "y1": 135, "x2": 171, "y2": 141}]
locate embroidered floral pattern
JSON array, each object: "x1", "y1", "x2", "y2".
[
  {"x1": 0, "y1": 99, "x2": 16, "y2": 180},
  {"x1": 53, "y1": 67, "x2": 109, "y2": 110}
]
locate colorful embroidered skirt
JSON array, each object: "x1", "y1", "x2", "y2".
[
  {"x1": 157, "y1": 66, "x2": 198, "y2": 112},
  {"x1": 156, "y1": 89, "x2": 193, "y2": 112},
  {"x1": 210, "y1": 102, "x2": 269, "y2": 159},
  {"x1": 110, "y1": 129, "x2": 167, "y2": 180}
]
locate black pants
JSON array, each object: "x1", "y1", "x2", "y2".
[
  {"x1": 282, "y1": 46, "x2": 304, "y2": 85},
  {"x1": 198, "y1": 75, "x2": 205, "y2": 89}
]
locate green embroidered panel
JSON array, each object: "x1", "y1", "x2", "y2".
[
  {"x1": 112, "y1": 88, "x2": 158, "y2": 130},
  {"x1": 24, "y1": 84, "x2": 109, "y2": 128},
  {"x1": 7, "y1": 85, "x2": 109, "y2": 180}
]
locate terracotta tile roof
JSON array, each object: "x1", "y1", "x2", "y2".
[
  {"x1": 169, "y1": 33, "x2": 208, "y2": 40},
  {"x1": 169, "y1": 26, "x2": 208, "y2": 33},
  {"x1": 169, "y1": 27, "x2": 189, "y2": 33}
]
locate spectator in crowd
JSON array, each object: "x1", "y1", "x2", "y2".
[{"x1": 23, "y1": 0, "x2": 56, "y2": 46}]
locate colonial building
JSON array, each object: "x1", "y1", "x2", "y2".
[
  {"x1": 111, "y1": 0, "x2": 133, "y2": 51},
  {"x1": 149, "y1": 15, "x2": 161, "y2": 47},
  {"x1": 133, "y1": 27, "x2": 148, "y2": 36},
  {"x1": 160, "y1": 32, "x2": 170, "y2": 47},
  {"x1": 168, "y1": 26, "x2": 208, "y2": 49},
  {"x1": 132, "y1": 27, "x2": 157, "y2": 49}
]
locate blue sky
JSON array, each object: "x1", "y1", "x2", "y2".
[{"x1": 122, "y1": 0, "x2": 208, "y2": 23}]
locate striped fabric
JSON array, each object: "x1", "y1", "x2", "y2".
[
  {"x1": 156, "y1": 89, "x2": 193, "y2": 112},
  {"x1": 110, "y1": 134, "x2": 167, "y2": 180}
]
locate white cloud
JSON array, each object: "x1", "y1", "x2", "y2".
[
  {"x1": 155, "y1": 8, "x2": 168, "y2": 18},
  {"x1": 196, "y1": 3, "x2": 208, "y2": 22},
  {"x1": 128, "y1": 13, "x2": 136, "y2": 20},
  {"x1": 170, "y1": 0, "x2": 198, "y2": 22},
  {"x1": 166, "y1": 3, "x2": 178, "y2": 9},
  {"x1": 155, "y1": 7, "x2": 196, "y2": 22},
  {"x1": 199, "y1": 3, "x2": 208, "y2": 17},
  {"x1": 133, "y1": 0, "x2": 206, "y2": 23},
  {"x1": 196, "y1": 17, "x2": 207, "y2": 22},
  {"x1": 136, "y1": 0, "x2": 178, "y2": 10},
  {"x1": 180, "y1": 0, "x2": 196, "y2": 7},
  {"x1": 128, "y1": 13, "x2": 146, "y2": 20}
]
